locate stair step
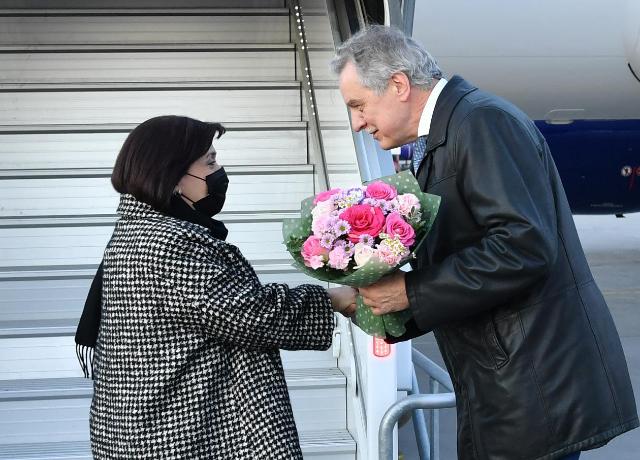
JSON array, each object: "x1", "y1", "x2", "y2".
[
  {"x1": 0, "y1": 8, "x2": 289, "y2": 15},
  {"x1": 0, "y1": 1, "x2": 286, "y2": 10},
  {"x1": 0, "y1": 430, "x2": 356, "y2": 459},
  {"x1": 0, "y1": 9, "x2": 291, "y2": 47},
  {"x1": 299, "y1": 430, "x2": 357, "y2": 456},
  {"x1": 0, "y1": 319, "x2": 74, "y2": 338},
  {"x1": 0, "y1": 164, "x2": 312, "y2": 179},
  {"x1": 0, "y1": 263, "x2": 323, "y2": 324},
  {"x1": 0, "y1": 81, "x2": 300, "y2": 91},
  {"x1": 0, "y1": 258, "x2": 329, "y2": 333},
  {"x1": 0, "y1": 336, "x2": 336, "y2": 381},
  {"x1": 0, "y1": 370, "x2": 346, "y2": 443},
  {"x1": 0, "y1": 260, "x2": 310, "y2": 281},
  {"x1": 0, "y1": 133, "x2": 310, "y2": 169},
  {"x1": 0, "y1": 266, "x2": 323, "y2": 324},
  {"x1": 0, "y1": 43, "x2": 296, "y2": 52},
  {"x1": 0, "y1": 369, "x2": 345, "y2": 401},
  {"x1": 0, "y1": 121, "x2": 307, "y2": 134},
  {"x1": 0, "y1": 261, "x2": 327, "y2": 331},
  {"x1": 0, "y1": 83, "x2": 303, "y2": 126},
  {"x1": 0, "y1": 377, "x2": 91, "y2": 401},
  {"x1": 0, "y1": 121, "x2": 310, "y2": 169},
  {"x1": 0, "y1": 214, "x2": 302, "y2": 269},
  {"x1": 0, "y1": 441, "x2": 89, "y2": 460},
  {"x1": 0, "y1": 166, "x2": 315, "y2": 217},
  {"x1": 0, "y1": 212, "x2": 299, "y2": 228},
  {"x1": 0, "y1": 46, "x2": 298, "y2": 85},
  {"x1": 0, "y1": 8, "x2": 332, "y2": 48}
]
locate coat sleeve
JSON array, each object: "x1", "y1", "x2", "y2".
[
  {"x1": 174, "y1": 241, "x2": 335, "y2": 351},
  {"x1": 405, "y1": 106, "x2": 558, "y2": 333}
]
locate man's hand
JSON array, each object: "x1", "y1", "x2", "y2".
[{"x1": 358, "y1": 271, "x2": 409, "y2": 316}]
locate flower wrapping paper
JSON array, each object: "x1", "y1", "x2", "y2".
[{"x1": 282, "y1": 169, "x2": 440, "y2": 337}]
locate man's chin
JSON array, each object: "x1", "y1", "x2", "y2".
[{"x1": 376, "y1": 139, "x2": 398, "y2": 151}]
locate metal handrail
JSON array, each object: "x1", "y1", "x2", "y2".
[
  {"x1": 379, "y1": 393, "x2": 456, "y2": 460},
  {"x1": 288, "y1": 0, "x2": 331, "y2": 192},
  {"x1": 412, "y1": 348, "x2": 454, "y2": 392},
  {"x1": 378, "y1": 348, "x2": 456, "y2": 460}
]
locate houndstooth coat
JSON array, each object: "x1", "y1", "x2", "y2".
[{"x1": 90, "y1": 194, "x2": 334, "y2": 459}]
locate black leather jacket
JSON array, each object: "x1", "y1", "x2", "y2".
[{"x1": 391, "y1": 76, "x2": 638, "y2": 459}]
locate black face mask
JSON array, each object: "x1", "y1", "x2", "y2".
[{"x1": 181, "y1": 167, "x2": 229, "y2": 217}]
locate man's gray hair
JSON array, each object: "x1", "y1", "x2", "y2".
[{"x1": 330, "y1": 25, "x2": 443, "y2": 94}]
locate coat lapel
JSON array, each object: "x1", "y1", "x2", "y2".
[{"x1": 417, "y1": 76, "x2": 478, "y2": 189}]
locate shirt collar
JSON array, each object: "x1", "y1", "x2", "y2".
[{"x1": 417, "y1": 78, "x2": 448, "y2": 137}]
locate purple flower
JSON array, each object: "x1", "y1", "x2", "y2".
[
  {"x1": 358, "y1": 234, "x2": 375, "y2": 246},
  {"x1": 343, "y1": 241, "x2": 355, "y2": 255},
  {"x1": 320, "y1": 233, "x2": 336, "y2": 249},
  {"x1": 333, "y1": 219, "x2": 351, "y2": 236},
  {"x1": 381, "y1": 200, "x2": 393, "y2": 213},
  {"x1": 346, "y1": 187, "x2": 365, "y2": 202},
  {"x1": 333, "y1": 239, "x2": 347, "y2": 248}
]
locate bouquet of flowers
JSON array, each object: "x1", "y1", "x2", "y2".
[{"x1": 283, "y1": 170, "x2": 440, "y2": 337}]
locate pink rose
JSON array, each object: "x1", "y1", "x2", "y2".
[
  {"x1": 313, "y1": 188, "x2": 342, "y2": 205},
  {"x1": 385, "y1": 212, "x2": 416, "y2": 246},
  {"x1": 365, "y1": 181, "x2": 397, "y2": 200},
  {"x1": 301, "y1": 236, "x2": 329, "y2": 269},
  {"x1": 339, "y1": 204, "x2": 386, "y2": 243}
]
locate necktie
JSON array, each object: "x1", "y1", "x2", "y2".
[{"x1": 412, "y1": 135, "x2": 428, "y2": 172}]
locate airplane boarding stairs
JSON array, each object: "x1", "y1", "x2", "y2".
[{"x1": 0, "y1": 1, "x2": 368, "y2": 458}]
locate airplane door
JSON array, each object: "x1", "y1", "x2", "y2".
[{"x1": 624, "y1": 0, "x2": 640, "y2": 82}]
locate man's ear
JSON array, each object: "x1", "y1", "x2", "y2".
[{"x1": 390, "y1": 72, "x2": 411, "y2": 101}]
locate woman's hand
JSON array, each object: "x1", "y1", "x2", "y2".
[{"x1": 328, "y1": 286, "x2": 357, "y2": 317}]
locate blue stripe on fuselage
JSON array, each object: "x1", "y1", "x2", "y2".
[{"x1": 534, "y1": 119, "x2": 640, "y2": 214}]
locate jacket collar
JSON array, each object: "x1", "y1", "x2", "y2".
[
  {"x1": 117, "y1": 193, "x2": 162, "y2": 220},
  {"x1": 116, "y1": 193, "x2": 228, "y2": 240},
  {"x1": 425, "y1": 75, "x2": 477, "y2": 152}
]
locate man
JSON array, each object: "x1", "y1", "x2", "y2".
[{"x1": 331, "y1": 25, "x2": 638, "y2": 460}]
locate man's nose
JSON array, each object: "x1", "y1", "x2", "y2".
[{"x1": 351, "y1": 113, "x2": 365, "y2": 132}]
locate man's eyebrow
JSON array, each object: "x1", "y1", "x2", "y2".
[{"x1": 346, "y1": 99, "x2": 363, "y2": 108}]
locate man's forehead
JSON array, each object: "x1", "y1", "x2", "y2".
[
  {"x1": 339, "y1": 61, "x2": 360, "y2": 85},
  {"x1": 339, "y1": 64, "x2": 367, "y2": 102}
]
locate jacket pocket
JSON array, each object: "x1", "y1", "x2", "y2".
[
  {"x1": 449, "y1": 314, "x2": 510, "y2": 371},
  {"x1": 483, "y1": 315, "x2": 510, "y2": 369}
]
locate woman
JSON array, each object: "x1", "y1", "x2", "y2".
[{"x1": 81, "y1": 115, "x2": 356, "y2": 459}]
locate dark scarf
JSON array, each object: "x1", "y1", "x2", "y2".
[{"x1": 74, "y1": 195, "x2": 228, "y2": 378}]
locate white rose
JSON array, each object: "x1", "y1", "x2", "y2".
[
  {"x1": 311, "y1": 199, "x2": 334, "y2": 219},
  {"x1": 353, "y1": 243, "x2": 376, "y2": 269}
]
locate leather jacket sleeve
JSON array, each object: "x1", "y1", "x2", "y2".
[{"x1": 404, "y1": 107, "x2": 559, "y2": 334}]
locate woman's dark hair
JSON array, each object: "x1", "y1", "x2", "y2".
[{"x1": 111, "y1": 115, "x2": 225, "y2": 212}]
